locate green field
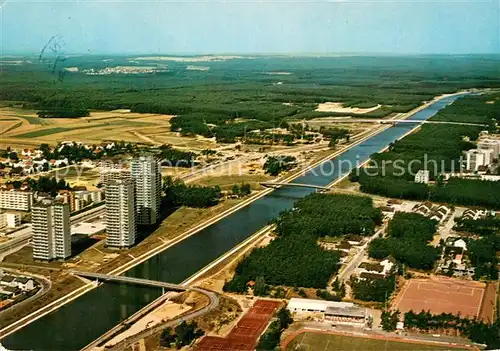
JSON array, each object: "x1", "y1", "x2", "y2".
[{"x1": 285, "y1": 332, "x2": 469, "y2": 351}]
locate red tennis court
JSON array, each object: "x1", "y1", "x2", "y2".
[
  {"x1": 195, "y1": 300, "x2": 281, "y2": 351},
  {"x1": 392, "y1": 277, "x2": 485, "y2": 318}
]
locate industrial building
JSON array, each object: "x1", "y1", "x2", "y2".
[
  {"x1": 32, "y1": 199, "x2": 71, "y2": 261},
  {"x1": 105, "y1": 179, "x2": 136, "y2": 248},
  {"x1": 0, "y1": 190, "x2": 33, "y2": 211},
  {"x1": 287, "y1": 298, "x2": 367, "y2": 326},
  {"x1": 131, "y1": 155, "x2": 162, "y2": 225}
]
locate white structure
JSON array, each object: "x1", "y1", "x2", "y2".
[
  {"x1": 2, "y1": 213, "x2": 21, "y2": 228},
  {"x1": 0, "y1": 190, "x2": 33, "y2": 211},
  {"x1": 131, "y1": 155, "x2": 162, "y2": 225},
  {"x1": 478, "y1": 139, "x2": 500, "y2": 158},
  {"x1": 454, "y1": 239, "x2": 468, "y2": 251},
  {"x1": 32, "y1": 199, "x2": 71, "y2": 261},
  {"x1": 100, "y1": 160, "x2": 131, "y2": 185},
  {"x1": 287, "y1": 298, "x2": 366, "y2": 326},
  {"x1": 105, "y1": 179, "x2": 136, "y2": 248},
  {"x1": 287, "y1": 298, "x2": 354, "y2": 313},
  {"x1": 13, "y1": 276, "x2": 34, "y2": 291},
  {"x1": 414, "y1": 170, "x2": 430, "y2": 184},
  {"x1": 464, "y1": 149, "x2": 493, "y2": 171},
  {"x1": 71, "y1": 222, "x2": 106, "y2": 236}
]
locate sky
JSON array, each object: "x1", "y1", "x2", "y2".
[{"x1": 1, "y1": 0, "x2": 499, "y2": 55}]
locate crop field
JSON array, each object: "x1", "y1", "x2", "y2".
[
  {"x1": 0, "y1": 108, "x2": 214, "y2": 150},
  {"x1": 284, "y1": 331, "x2": 472, "y2": 351}
]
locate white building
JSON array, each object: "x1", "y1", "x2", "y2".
[
  {"x1": 0, "y1": 213, "x2": 22, "y2": 228},
  {"x1": 414, "y1": 170, "x2": 430, "y2": 184},
  {"x1": 287, "y1": 298, "x2": 366, "y2": 326},
  {"x1": 0, "y1": 190, "x2": 33, "y2": 211},
  {"x1": 464, "y1": 149, "x2": 493, "y2": 171},
  {"x1": 32, "y1": 199, "x2": 71, "y2": 261},
  {"x1": 131, "y1": 155, "x2": 162, "y2": 225},
  {"x1": 105, "y1": 179, "x2": 136, "y2": 248},
  {"x1": 478, "y1": 139, "x2": 500, "y2": 159}
]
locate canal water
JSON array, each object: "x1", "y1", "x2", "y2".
[{"x1": 2, "y1": 94, "x2": 467, "y2": 350}]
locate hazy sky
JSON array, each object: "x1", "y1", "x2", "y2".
[{"x1": 1, "y1": 0, "x2": 499, "y2": 55}]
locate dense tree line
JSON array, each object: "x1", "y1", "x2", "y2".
[
  {"x1": 231, "y1": 183, "x2": 251, "y2": 197},
  {"x1": 224, "y1": 194, "x2": 381, "y2": 291},
  {"x1": 350, "y1": 274, "x2": 396, "y2": 302},
  {"x1": 37, "y1": 109, "x2": 90, "y2": 118},
  {"x1": 381, "y1": 310, "x2": 400, "y2": 331},
  {"x1": 263, "y1": 156, "x2": 297, "y2": 176},
  {"x1": 468, "y1": 235, "x2": 500, "y2": 280},
  {"x1": 9, "y1": 176, "x2": 70, "y2": 196},
  {"x1": 454, "y1": 216, "x2": 500, "y2": 236},
  {"x1": 368, "y1": 213, "x2": 439, "y2": 270},
  {"x1": 404, "y1": 310, "x2": 500, "y2": 349},
  {"x1": 158, "y1": 144, "x2": 196, "y2": 167},
  {"x1": 256, "y1": 307, "x2": 293, "y2": 351},
  {"x1": 163, "y1": 176, "x2": 221, "y2": 208},
  {"x1": 349, "y1": 93, "x2": 500, "y2": 208},
  {"x1": 159, "y1": 321, "x2": 204, "y2": 349}
]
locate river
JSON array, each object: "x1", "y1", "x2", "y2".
[{"x1": 2, "y1": 93, "x2": 468, "y2": 350}]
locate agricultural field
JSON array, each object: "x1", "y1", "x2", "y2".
[
  {"x1": 0, "y1": 107, "x2": 214, "y2": 150},
  {"x1": 284, "y1": 332, "x2": 471, "y2": 351}
]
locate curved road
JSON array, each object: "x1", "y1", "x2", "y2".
[{"x1": 104, "y1": 287, "x2": 219, "y2": 351}]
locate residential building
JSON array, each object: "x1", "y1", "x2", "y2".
[
  {"x1": 131, "y1": 155, "x2": 162, "y2": 225},
  {"x1": 414, "y1": 170, "x2": 430, "y2": 184},
  {"x1": 0, "y1": 190, "x2": 33, "y2": 211},
  {"x1": 100, "y1": 159, "x2": 131, "y2": 185},
  {"x1": 464, "y1": 149, "x2": 493, "y2": 171},
  {"x1": 105, "y1": 179, "x2": 136, "y2": 248},
  {"x1": 32, "y1": 199, "x2": 71, "y2": 261},
  {"x1": 478, "y1": 139, "x2": 500, "y2": 158},
  {"x1": 13, "y1": 277, "x2": 34, "y2": 291}
]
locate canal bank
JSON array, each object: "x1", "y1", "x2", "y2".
[{"x1": 1, "y1": 92, "x2": 470, "y2": 351}]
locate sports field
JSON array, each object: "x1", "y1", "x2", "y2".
[
  {"x1": 284, "y1": 331, "x2": 471, "y2": 351},
  {"x1": 392, "y1": 278, "x2": 486, "y2": 319}
]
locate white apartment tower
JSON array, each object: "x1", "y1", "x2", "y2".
[
  {"x1": 131, "y1": 155, "x2": 162, "y2": 225},
  {"x1": 105, "y1": 179, "x2": 136, "y2": 248},
  {"x1": 32, "y1": 199, "x2": 71, "y2": 261}
]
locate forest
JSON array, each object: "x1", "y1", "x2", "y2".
[
  {"x1": 223, "y1": 193, "x2": 382, "y2": 291},
  {"x1": 162, "y1": 176, "x2": 221, "y2": 208},
  {"x1": 403, "y1": 310, "x2": 500, "y2": 349},
  {"x1": 263, "y1": 155, "x2": 297, "y2": 176},
  {"x1": 350, "y1": 274, "x2": 396, "y2": 302},
  {"x1": 368, "y1": 213, "x2": 439, "y2": 270},
  {"x1": 351, "y1": 92, "x2": 500, "y2": 209},
  {"x1": 2, "y1": 55, "x2": 500, "y2": 140},
  {"x1": 36, "y1": 109, "x2": 90, "y2": 118}
]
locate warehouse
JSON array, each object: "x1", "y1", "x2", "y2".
[{"x1": 287, "y1": 298, "x2": 367, "y2": 326}]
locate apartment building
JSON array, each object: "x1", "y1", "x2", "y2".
[
  {"x1": 32, "y1": 199, "x2": 71, "y2": 261},
  {"x1": 131, "y1": 155, "x2": 162, "y2": 225},
  {"x1": 105, "y1": 179, "x2": 136, "y2": 248},
  {"x1": 464, "y1": 149, "x2": 494, "y2": 171},
  {"x1": 0, "y1": 190, "x2": 33, "y2": 211}
]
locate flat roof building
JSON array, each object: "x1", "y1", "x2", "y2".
[
  {"x1": 32, "y1": 199, "x2": 71, "y2": 261},
  {"x1": 0, "y1": 190, "x2": 33, "y2": 211},
  {"x1": 131, "y1": 155, "x2": 162, "y2": 225},
  {"x1": 105, "y1": 179, "x2": 136, "y2": 248}
]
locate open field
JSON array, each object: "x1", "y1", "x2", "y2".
[
  {"x1": 315, "y1": 102, "x2": 382, "y2": 114},
  {"x1": 283, "y1": 331, "x2": 472, "y2": 351},
  {"x1": 0, "y1": 107, "x2": 216, "y2": 150},
  {"x1": 392, "y1": 277, "x2": 486, "y2": 319}
]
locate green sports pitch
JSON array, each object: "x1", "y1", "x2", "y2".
[{"x1": 284, "y1": 332, "x2": 470, "y2": 351}]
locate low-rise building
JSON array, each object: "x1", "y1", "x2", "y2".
[
  {"x1": 13, "y1": 277, "x2": 34, "y2": 291},
  {"x1": 415, "y1": 170, "x2": 430, "y2": 184},
  {"x1": 0, "y1": 190, "x2": 33, "y2": 211},
  {"x1": 287, "y1": 298, "x2": 367, "y2": 326}
]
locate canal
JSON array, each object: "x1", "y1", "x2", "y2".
[{"x1": 2, "y1": 94, "x2": 467, "y2": 350}]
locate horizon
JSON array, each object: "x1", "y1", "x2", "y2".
[{"x1": 1, "y1": 0, "x2": 499, "y2": 55}]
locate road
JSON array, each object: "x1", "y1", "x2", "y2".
[
  {"x1": 337, "y1": 222, "x2": 388, "y2": 283},
  {"x1": 306, "y1": 118, "x2": 489, "y2": 127}
]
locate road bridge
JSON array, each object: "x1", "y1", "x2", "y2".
[
  {"x1": 312, "y1": 119, "x2": 489, "y2": 127},
  {"x1": 260, "y1": 182, "x2": 329, "y2": 191}
]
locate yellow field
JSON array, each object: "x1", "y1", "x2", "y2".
[{"x1": 0, "y1": 107, "x2": 216, "y2": 150}]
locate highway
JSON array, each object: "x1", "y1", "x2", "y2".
[{"x1": 0, "y1": 204, "x2": 105, "y2": 261}]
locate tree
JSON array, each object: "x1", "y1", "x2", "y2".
[
  {"x1": 253, "y1": 276, "x2": 269, "y2": 296},
  {"x1": 232, "y1": 184, "x2": 240, "y2": 196}
]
